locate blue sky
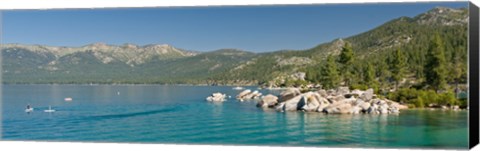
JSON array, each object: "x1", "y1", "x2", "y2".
[{"x1": 1, "y1": 2, "x2": 468, "y2": 52}]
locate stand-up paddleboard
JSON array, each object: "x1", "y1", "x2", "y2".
[
  {"x1": 64, "y1": 97, "x2": 73, "y2": 102},
  {"x1": 232, "y1": 86, "x2": 244, "y2": 90},
  {"x1": 44, "y1": 106, "x2": 56, "y2": 113},
  {"x1": 25, "y1": 108, "x2": 34, "y2": 112}
]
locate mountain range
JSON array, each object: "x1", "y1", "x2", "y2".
[{"x1": 1, "y1": 7, "x2": 468, "y2": 85}]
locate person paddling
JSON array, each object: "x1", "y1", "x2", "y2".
[{"x1": 25, "y1": 104, "x2": 33, "y2": 113}]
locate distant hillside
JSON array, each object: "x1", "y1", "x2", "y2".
[{"x1": 1, "y1": 7, "x2": 468, "y2": 86}]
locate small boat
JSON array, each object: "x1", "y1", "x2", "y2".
[
  {"x1": 44, "y1": 106, "x2": 56, "y2": 113},
  {"x1": 25, "y1": 108, "x2": 34, "y2": 113},
  {"x1": 64, "y1": 97, "x2": 73, "y2": 102},
  {"x1": 232, "y1": 86, "x2": 244, "y2": 90}
]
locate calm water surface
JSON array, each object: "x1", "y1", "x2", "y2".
[{"x1": 1, "y1": 85, "x2": 468, "y2": 149}]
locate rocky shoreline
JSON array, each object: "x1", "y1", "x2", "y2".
[{"x1": 207, "y1": 87, "x2": 412, "y2": 114}]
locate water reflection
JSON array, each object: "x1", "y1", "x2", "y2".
[
  {"x1": 267, "y1": 111, "x2": 407, "y2": 146},
  {"x1": 209, "y1": 101, "x2": 224, "y2": 118}
]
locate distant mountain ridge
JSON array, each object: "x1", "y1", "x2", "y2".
[
  {"x1": 3, "y1": 43, "x2": 198, "y2": 66},
  {"x1": 414, "y1": 6, "x2": 468, "y2": 26},
  {"x1": 1, "y1": 6, "x2": 468, "y2": 85}
]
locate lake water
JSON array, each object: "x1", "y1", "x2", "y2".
[{"x1": 1, "y1": 85, "x2": 469, "y2": 149}]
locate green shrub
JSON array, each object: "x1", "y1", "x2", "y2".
[
  {"x1": 387, "y1": 88, "x2": 459, "y2": 108},
  {"x1": 387, "y1": 88, "x2": 419, "y2": 104},
  {"x1": 439, "y1": 91, "x2": 457, "y2": 106},
  {"x1": 406, "y1": 103, "x2": 417, "y2": 108},
  {"x1": 421, "y1": 90, "x2": 439, "y2": 106},
  {"x1": 350, "y1": 84, "x2": 369, "y2": 90}
]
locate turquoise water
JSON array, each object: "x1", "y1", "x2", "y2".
[{"x1": 1, "y1": 85, "x2": 468, "y2": 149}]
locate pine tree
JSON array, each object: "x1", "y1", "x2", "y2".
[
  {"x1": 364, "y1": 62, "x2": 377, "y2": 88},
  {"x1": 322, "y1": 55, "x2": 340, "y2": 89},
  {"x1": 391, "y1": 48, "x2": 406, "y2": 89},
  {"x1": 376, "y1": 56, "x2": 391, "y2": 95},
  {"x1": 338, "y1": 42, "x2": 354, "y2": 86},
  {"x1": 305, "y1": 67, "x2": 318, "y2": 83},
  {"x1": 449, "y1": 47, "x2": 465, "y2": 98},
  {"x1": 425, "y1": 33, "x2": 447, "y2": 91}
]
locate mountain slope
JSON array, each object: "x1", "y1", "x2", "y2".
[
  {"x1": 130, "y1": 49, "x2": 256, "y2": 84},
  {"x1": 215, "y1": 6, "x2": 468, "y2": 86}
]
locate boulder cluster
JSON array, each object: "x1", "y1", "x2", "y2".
[
  {"x1": 255, "y1": 87, "x2": 408, "y2": 114},
  {"x1": 236, "y1": 89, "x2": 262, "y2": 101},
  {"x1": 206, "y1": 92, "x2": 227, "y2": 102}
]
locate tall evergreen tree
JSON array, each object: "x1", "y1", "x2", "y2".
[
  {"x1": 305, "y1": 67, "x2": 319, "y2": 83},
  {"x1": 338, "y1": 42, "x2": 354, "y2": 86},
  {"x1": 339, "y1": 42, "x2": 354, "y2": 65},
  {"x1": 322, "y1": 55, "x2": 340, "y2": 89},
  {"x1": 364, "y1": 62, "x2": 377, "y2": 88},
  {"x1": 391, "y1": 48, "x2": 407, "y2": 89},
  {"x1": 376, "y1": 56, "x2": 391, "y2": 95},
  {"x1": 449, "y1": 47, "x2": 465, "y2": 97},
  {"x1": 425, "y1": 33, "x2": 447, "y2": 91}
]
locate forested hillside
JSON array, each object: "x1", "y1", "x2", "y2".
[{"x1": 212, "y1": 7, "x2": 468, "y2": 91}]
